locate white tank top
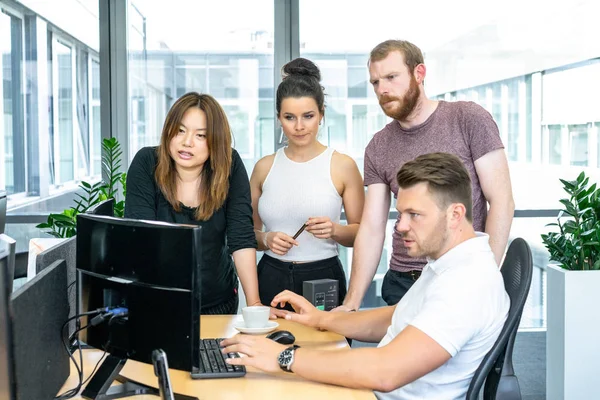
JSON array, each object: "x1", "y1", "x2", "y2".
[{"x1": 258, "y1": 147, "x2": 342, "y2": 262}]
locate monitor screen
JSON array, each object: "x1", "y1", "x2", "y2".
[
  {"x1": 0, "y1": 239, "x2": 16, "y2": 400},
  {"x1": 76, "y1": 214, "x2": 203, "y2": 374}
]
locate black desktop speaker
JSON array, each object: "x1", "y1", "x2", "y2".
[
  {"x1": 11, "y1": 259, "x2": 70, "y2": 399},
  {"x1": 302, "y1": 279, "x2": 339, "y2": 311}
]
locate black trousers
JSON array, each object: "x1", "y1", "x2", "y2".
[
  {"x1": 201, "y1": 290, "x2": 239, "y2": 315},
  {"x1": 258, "y1": 254, "x2": 347, "y2": 311},
  {"x1": 381, "y1": 269, "x2": 421, "y2": 306}
]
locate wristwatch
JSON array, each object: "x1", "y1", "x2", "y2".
[{"x1": 277, "y1": 345, "x2": 300, "y2": 372}]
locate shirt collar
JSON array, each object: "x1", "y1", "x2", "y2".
[{"x1": 426, "y1": 232, "x2": 491, "y2": 275}]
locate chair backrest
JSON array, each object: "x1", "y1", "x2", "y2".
[
  {"x1": 0, "y1": 190, "x2": 7, "y2": 234},
  {"x1": 466, "y1": 238, "x2": 533, "y2": 400},
  {"x1": 35, "y1": 236, "x2": 77, "y2": 336},
  {"x1": 86, "y1": 198, "x2": 114, "y2": 216},
  {"x1": 0, "y1": 234, "x2": 16, "y2": 294}
]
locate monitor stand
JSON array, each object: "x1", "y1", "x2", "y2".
[{"x1": 81, "y1": 354, "x2": 198, "y2": 400}]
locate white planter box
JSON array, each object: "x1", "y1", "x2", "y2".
[{"x1": 547, "y1": 264, "x2": 600, "y2": 400}]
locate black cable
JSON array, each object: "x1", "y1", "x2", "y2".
[
  {"x1": 66, "y1": 280, "x2": 76, "y2": 317},
  {"x1": 54, "y1": 310, "x2": 128, "y2": 399},
  {"x1": 82, "y1": 347, "x2": 108, "y2": 386},
  {"x1": 54, "y1": 309, "x2": 106, "y2": 399},
  {"x1": 55, "y1": 322, "x2": 84, "y2": 399}
]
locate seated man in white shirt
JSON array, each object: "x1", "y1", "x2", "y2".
[{"x1": 222, "y1": 152, "x2": 510, "y2": 399}]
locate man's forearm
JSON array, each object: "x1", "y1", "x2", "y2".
[
  {"x1": 232, "y1": 248, "x2": 260, "y2": 305},
  {"x1": 485, "y1": 201, "x2": 514, "y2": 265},
  {"x1": 319, "y1": 306, "x2": 394, "y2": 342},
  {"x1": 291, "y1": 346, "x2": 392, "y2": 392},
  {"x1": 343, "y1": 227, "x2": 386, "y2": 309}
]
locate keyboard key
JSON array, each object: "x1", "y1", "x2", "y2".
[{"x1": 191, "y1": 338, "x2": 246, "y2": 379}]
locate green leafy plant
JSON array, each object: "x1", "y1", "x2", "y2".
[
  {"x1": 36, "y1": 138, "x2": 127, "y2": 238},
  {"x1": 541, "y1": 171, "x2": 600, "y2": 270}
]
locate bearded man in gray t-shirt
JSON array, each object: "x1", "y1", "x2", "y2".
[{"x1": 338, "y1": 40, "x2": 515, "y2": 309}]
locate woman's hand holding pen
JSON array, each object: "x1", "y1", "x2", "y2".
[
  {"x1": 265, "y1": 231, "x2": 298, "y2": 256},
  {"x1": 305, "y1": 217, "x2": 336, "y2": 239}
]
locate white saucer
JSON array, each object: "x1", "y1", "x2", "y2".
[{"x1": 233, "y1": 320, "x2": 279, "y2": 334}]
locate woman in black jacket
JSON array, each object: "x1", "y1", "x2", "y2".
[{"x1": 124, "y1": 92, "x2": 262, "y2": 314}]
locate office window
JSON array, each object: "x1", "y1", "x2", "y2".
[
  {"x1": 258, "y1": 65, "x2": 273, "y2": 99},
  {"x1": 348, "y1": 67, "x2": 368, "y2": 98},
  {"x1": 507, "y1": 79, "x2": 520, "y2": 161},
  {"x1": 509, "y1": 217, "x2": 556, "y2": 328},
  {"x1": 175, "y1": 55, "x2": 207, "y2": 98},
  {"x1": 547, "y1": 125, "x2": 562, "y2": 165},
  {"x1": 50, "y1": 38, "x2": 75, "y2": 184},
  {"x1": 569, "y1": 124, "x2": 588, "y2": 167},
  {"x1": 256, "y1": 99, "x2": 274, "y2": 159},
  {"x1": 0, "y1": 9, "x2": 25, "y2": 195},
  {"x1": 90, "y1": 58, "x2": 101, "y2": 175},
  {"x1": 127, "y1": 1, "x2": 275, "y2": 168},
  {"x1": 3, "y1": 1, "x2": 101, "y2": 252},
  {"x1": 223, "y1": 103, "x2": 252, "y2": 158}
]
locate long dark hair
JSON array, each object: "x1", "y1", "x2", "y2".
[{"x1": 155, "y1": 92, "x2": 232, "y2": 220}]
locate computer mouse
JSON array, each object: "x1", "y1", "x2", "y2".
[{"x1": 266, "y1": 330, "x2": 296, "y2": 345}]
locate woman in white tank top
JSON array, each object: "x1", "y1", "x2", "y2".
[{"x1": 250, "y1": 58, "x2": 365, "y2": 311}]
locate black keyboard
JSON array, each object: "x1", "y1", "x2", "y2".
[{"x1": 191, "y1": 338, "x2": 246, "y2": 379}]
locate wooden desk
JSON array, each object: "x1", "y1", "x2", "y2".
[{"x1": 60, "y1": 315, "x2": 376, "y2": 399}]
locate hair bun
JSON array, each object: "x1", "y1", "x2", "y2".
[{"x1": 282, "y1": 58, "x2": 321, "y2": 82}]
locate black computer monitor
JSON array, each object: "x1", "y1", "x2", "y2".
[
  {"x1": 0, "y1": 239, "x2": 16, "y2": 400},
  {"x1": 11, "y1": 260, "x2": 69, "y2": 399},
  {"x1": 76, "y1": 214, "x2": 203, "y2": 399},
  {"x1": 1, "y1": 245, "x2": 69, "y2": 400}
]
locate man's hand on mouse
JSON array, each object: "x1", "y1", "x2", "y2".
[
  {"x1": 270, "y1": 290, "x2": 324, "y2": 329},
  {"x1": 221, "y1": 334, "x2": 287, "y2": 373}
]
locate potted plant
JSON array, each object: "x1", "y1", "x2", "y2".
[
  {"x1": 36, "y1": 138, "x2": 127, "y2": 238},
  {"x1": 541, "y1": 171, "x2": 600, "y2": 400}
]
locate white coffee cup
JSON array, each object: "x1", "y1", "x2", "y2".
[{"x1": 242, "y1": 306, "x2": 270, "y2": 328}]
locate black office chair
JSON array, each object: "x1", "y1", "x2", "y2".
[
  {"x1": 0, "y1": 190, "x2": 7, "y2": 234},
  {"x1": 0, "y1": 233, "x2": 16, "y2": 294},
  {"x1": 86, "y1": 197, "x2": 115, "y2": 216},
  {"x1": 466, "y1": 238, "x2": 533, "y2": 400}
]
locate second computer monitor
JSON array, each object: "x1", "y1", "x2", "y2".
[{"x1": 76, "y1": 214, "x2": 203, "y2": 373}]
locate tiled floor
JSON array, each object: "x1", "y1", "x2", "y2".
[{"x1": 513, "y1": 331, "x2": 545, "y2": 400}]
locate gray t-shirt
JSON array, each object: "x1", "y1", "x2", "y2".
[{"x1": 364, "y1": 101, "x2": 504, "y2": 272}]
